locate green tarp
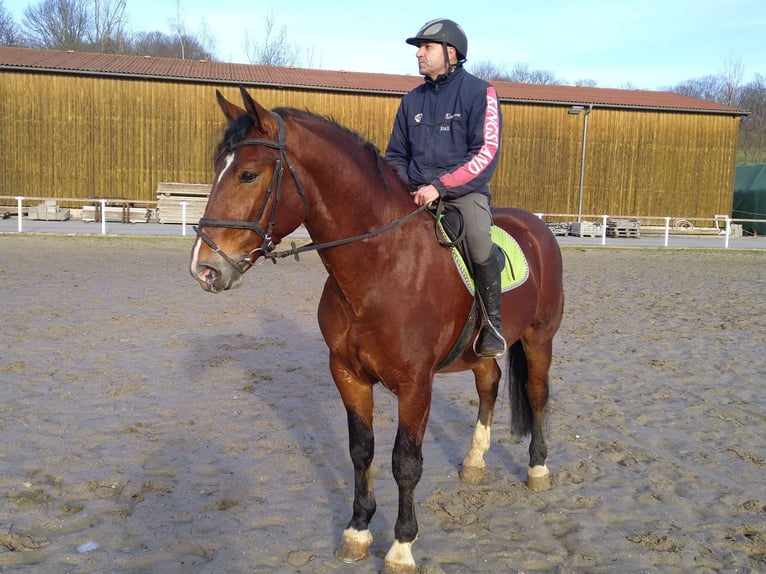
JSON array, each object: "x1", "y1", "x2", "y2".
[{"x1": 733, "y1": 163, "x2": 766, "y2": 236}]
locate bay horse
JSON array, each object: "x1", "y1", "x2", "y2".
[{"x1": 190, "y1": 87, "x2": 564, "y2": 573}]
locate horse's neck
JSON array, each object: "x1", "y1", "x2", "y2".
[
  {"x1": 285, "y1": 118, "x2": 443, "y2": 292},
  {"x1": 295, "y1": 131, "x2": 422, "y2": 248}
]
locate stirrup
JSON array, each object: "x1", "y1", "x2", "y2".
[{"x1": 474, "y1": 324, "x2": 507, "y2": 358}]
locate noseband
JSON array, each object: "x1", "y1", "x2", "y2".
[{"x1": 193, "y1": 112, "x2": 309, "y2": 273}]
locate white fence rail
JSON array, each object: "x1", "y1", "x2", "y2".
[{"x1": 2, "y1": 195, "x2": 765, "y2": 249}]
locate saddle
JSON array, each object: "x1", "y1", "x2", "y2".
[
  {"x1": 431, "y1": 206, "x2": 529, "y2": 370},
  {"x1": 433, "y1": 206, "x2": 528, "y2": 294}
]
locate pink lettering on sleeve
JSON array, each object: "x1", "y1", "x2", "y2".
[{"x1": 439, "y1": 87, "x2": 500, "y2": 189}]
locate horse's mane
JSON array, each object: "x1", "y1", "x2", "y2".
[
  {"x1": 276, "y1": 108, "x2": 402, "y2": 195},
  {"x1": 274, "y1": 107, "x2": 384, "y2": 161},
  {"x1": 216, "y1": 107, "x2": 404, "y2": 196},
  {"x1": 216, "y1": 113, "x2": 255, "y2": 158}
]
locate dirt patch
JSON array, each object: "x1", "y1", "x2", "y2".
[{"x1": 1, "y1": 236, "x2": 765, "y2": 573}]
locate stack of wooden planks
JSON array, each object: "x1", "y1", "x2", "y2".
[{"x1": 156, "y1": 182, "x2": 211, "y2": 224}]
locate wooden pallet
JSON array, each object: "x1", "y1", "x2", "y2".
[
  {"x1": 607, "y1": 228, "x2": 641, "y2": 238},
  {"x1": 156, "y1": 182, "x2": 210, "y2": 224}
]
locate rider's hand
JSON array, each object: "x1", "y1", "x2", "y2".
[{"x1": 411, "y1": 184, "x2": 440, "y2": 207}]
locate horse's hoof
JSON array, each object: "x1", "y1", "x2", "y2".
[
  {"x1": 381, "y1": 561, "x2": 420, "y2": 574},
  {"x1": 336, "y1": 527, "x2": 372, "y2": 563},
  {"x1": 459, "y1": 464, "x2": 485, "y2": 483},
  {"x1": 526, "y1": 464, "x2": 552, "y2": 491},
  {"x1": 382, "y1": 540, "x2": 418, "y2": 574}
]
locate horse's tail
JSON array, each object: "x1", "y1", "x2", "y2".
[{"x1": 507, "y1": 339, "x2": 533, "y2": 437}]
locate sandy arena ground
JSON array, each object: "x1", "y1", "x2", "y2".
[{"x1": 1, "y1": 235, "x2": 765, "y2": 573}]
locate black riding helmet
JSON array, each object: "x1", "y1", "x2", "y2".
[{"x1": 406, "y1": 18, "x2": 468, "y2": 63}]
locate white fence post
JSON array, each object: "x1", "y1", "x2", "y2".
[
  {"x1": 181, "y1": 201, "x2": 188, "y2": 236},
  {"x1": 601, "y1": 215, "x2": 608, "y2": 246},
  {"x1": 100, "y1": 199, "x2": 107, "y2": 235},
  {"x1": 724, "y1": 215, "x2": 731, "y2": 249},
  {"x1": 664, "y1": 217, "x2": 670, "y2": 247},
  {"x1": 15, "y1": 196, "x2": 23, "y2": 232}
]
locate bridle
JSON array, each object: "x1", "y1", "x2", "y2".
[
  {"x1": 194, "y1": 111, "x2": 429, "y2": 274},
  {"x1": 194, "y1": 112, "x2": 309, "y2": 274}
]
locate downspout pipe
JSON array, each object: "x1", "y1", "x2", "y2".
[{"x1": 577, "y1": 104, "x2": 593, "y2": 223}]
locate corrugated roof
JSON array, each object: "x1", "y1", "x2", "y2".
[{"x1": 0, "y1": 46, "x2": 748, "y2": 115}]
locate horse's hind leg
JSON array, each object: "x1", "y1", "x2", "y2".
[
  {"x1": 460, "y1": 359, "x2": 501, "y2": 483},
  {"x1": 331, "y1": 356, "x2": 377, "y2": 563},
  {"x1": 513, "y1": 335, "x2": 553, "y2": 492}
]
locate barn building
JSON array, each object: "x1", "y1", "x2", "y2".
[{"x1": 0, "y1": 46, "x2": 748, "y2": 222}]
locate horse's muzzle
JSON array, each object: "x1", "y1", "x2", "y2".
[{"x1": 190, "y1": 239, "x2": 245, "y2": 292}]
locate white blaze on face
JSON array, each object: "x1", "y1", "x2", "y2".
[
  {"x1": 190, "y1": 235, "x2": 203, "y2": 275},
  {"x1": 216, "y1": 153, "x2": 235, "y2": 187},
  {"x1": 191, "y1": 152, "x2": 236, "y2": 275}
]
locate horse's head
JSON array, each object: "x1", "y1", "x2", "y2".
[{"x1": 190, "y1": 87, "x2": 309, "y2": 292}]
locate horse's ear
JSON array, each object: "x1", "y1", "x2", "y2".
[
  {"x1": 239, "y1": 86, "x2": 277, "y2": 135},
  {"x1": 216, "y1": 90, "x2": 245, "y2": 121}
]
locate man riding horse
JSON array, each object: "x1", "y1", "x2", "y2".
[{"x1": 385, "y1": 18, "x2": 507, "y2": 358}]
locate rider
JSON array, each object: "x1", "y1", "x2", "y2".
[{"x1": 385, "y1": 18, "x2": 507, "y2": 358}]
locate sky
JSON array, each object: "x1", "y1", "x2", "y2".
[{"x1": 5, "y1": 0, "x2": 766, "y2": 90}]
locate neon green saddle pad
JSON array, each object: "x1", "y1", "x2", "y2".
[{"x1": 445, "y1": 224, "x2": 530, "y2": 294}]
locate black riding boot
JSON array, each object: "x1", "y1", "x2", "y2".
[{"x1": 473, "y1": 251, "x2": 507, "y2": 358}]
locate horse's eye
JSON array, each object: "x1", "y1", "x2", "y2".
[{"x1": 239, "y1": 172, "x2": 257, "y2": 184}]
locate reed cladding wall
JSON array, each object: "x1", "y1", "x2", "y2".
[
  {"x1": 0, "y1": 73, "x2": 401, "y2": 203},
  {"x1": 1, "y1": 70, "x2": 740, "y2": 218},
  {"x1": 497, "y1": 104, "x2": 740, "y2": 217},
  {"x1": 578, "y1": 108, "x2": 740, "y2": 218}
]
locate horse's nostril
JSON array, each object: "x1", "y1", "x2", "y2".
[{"x1": 195, "y1": 265, "x2": 216, "y2": 285}]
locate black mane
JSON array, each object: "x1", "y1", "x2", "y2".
[
  {"x1": 282, "y1": 108, "x2": 399, "y2": 194},
  {"x1": 274, "y1": 107, "x2": 384, "y2": 159},
  {"x1": 216, "y1": 106, "x2": 398, "y2": 193},
  {"x1": 216, "y1": 113, "x2": 254, "y2": 158},
  {"x1": 217, "y1": 107, "x2": 383, "y2": 160}
]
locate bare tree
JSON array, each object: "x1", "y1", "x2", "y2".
[
  {"x1": 736, "y1": 74, "x2": 766, "y2": 164},
  {"x1": 158, "y1": 1, "x2": 215, "y2": 60},
  {"x1": 245, "y1": 9, "x2": 300, "y2": 67},
  {"x1": 671, "y1": 74, "x2": 726, "y2": 102},
  {"x1": 469, "y1": 60, "x2": 509, "y2": 82},
  {"x1": 574, "y1": 78, "x2": 598, "y2": 88},
  {"x1": 168, "y1": 0, "x2": 189, "y2": 59},
  {"x1": 720, "y1": 51, "x2": 744, "y2": 107},
  {"x1": 128, "y1": 29, "x2": 211, "y2": 59},
  {"x1": 508, "y1": 62, "x2": 560, "y2": 85},
  {"x1": 92, "y1": 0, "x2": 127, "y2": 52},
  {"x1": 196, "y1": 17, "x2": 217, "y2": 60},
  {"x1": 301, "y1": 44, "x2": 320, "y2": 68},
  {"x1": 0, "y1": 0, "x2": 24, "y2": 45},
  {"x1": 23, "y1": 0, "x2": 91, "y2": 50}
]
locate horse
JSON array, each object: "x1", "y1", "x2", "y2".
[{"x1": 190, "y1": 86, "x2": 564, "y2": 573}]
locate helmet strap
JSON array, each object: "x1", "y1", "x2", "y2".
[{"x1": 442, "y1": 43, "x2": 458, "y2": 76}]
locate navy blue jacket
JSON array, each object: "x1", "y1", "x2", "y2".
[{"x1": 385, "y1": 66, "x2": 502, "y2": 202}]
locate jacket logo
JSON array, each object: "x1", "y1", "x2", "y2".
[{"x1": 414, "y1": 113, "x2": 423, "y2": 123}]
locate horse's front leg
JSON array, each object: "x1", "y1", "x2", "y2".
[
  {"x1": 332, "y1": 357, "x2": 377, "y2": 563},
  {"x1": 461, "y1": 359, "x2": 501, "y2": 483},
  {"x1": 383, "y1": 386, "x2": 431, "y2": 574}
]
